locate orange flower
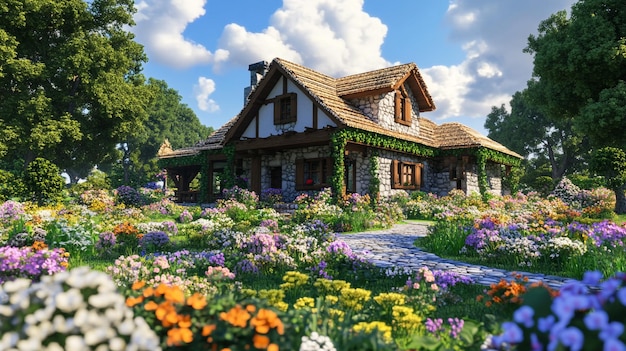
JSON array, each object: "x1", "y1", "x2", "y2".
[
  {"x1": 32, "y1": 241, "x2": 48, "y2": 251},
  {"x1": 155, "y1": 283, "x2": 169, "y2": 297},
  {"x1": 250, "y1": 308, "x2": 284, "y2": 335},
  {"x1": 187, "y1": 293, "x2": 207, "y2": 310},
  {"x1": 246, "y1": 304, "x2": 257, "y2": 313},
  {"x1": 178, "y1": 314, "x2": 192, "y2": 328},
  {"x1": 167, "y1": 327, "x2": 194, "y2": 345},
  {"x1": 132, "y1": 281, "x2": 146, "y2": 290},
  {"x1": 164, "y1": 286, "x2": 185, "y2": 304},
  {"x1": 126, "y1": 296, "x2": 144, "y2": 307},
  {"x1": 144, "y1": 301, "x2": 159, "y2": 311},
  {"x1": 253, "y1": 334, "x2": 270, "y2": 349},
  {"x1": 202, "y1": 324, "x2": 217, "y2": 337},
  {"x1": 143, "y1": 286, "x2": 155, "y2": 298},
  {"x1": 219, "y1": 304, "x2": 251, "y2": 328},
  {"x1": 268, "y1": 344, "x2": 279, "y2": 351}
]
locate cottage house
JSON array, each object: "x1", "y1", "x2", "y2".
[{"x1": 158, "y1": 58, "x2": 522, "y2": 203}]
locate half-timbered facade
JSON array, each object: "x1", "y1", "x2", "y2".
[{"x1": 158, "y1": 58, "x2": 522, "y2": 203}]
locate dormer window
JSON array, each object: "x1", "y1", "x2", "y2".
[
  {"x1": 394, "y1": 87, "x2": 412, "y2": 126},
  {"x1": 274, "y1": 93, "x2": 297, "y2": 124}
]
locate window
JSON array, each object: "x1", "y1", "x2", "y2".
[
  {"x1": 391, "y1": 160, "x2": 422, "y2": 190},
  {"x1": 394, "y1": 88, "x2": 412, "y2": 126},
  {"x1": 274, "y1": 93, "x2": 297, "y2": 124},
  {"x1": 344, "y1": 158, "x2": 356, "y2": 193},
  {"x1": 296, "y1": 158, "x2": 332, "y2": 190}
]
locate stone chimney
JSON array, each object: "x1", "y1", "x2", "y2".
[{"x1": 244, "y1": 60, "x2": 269, "y2": 104}]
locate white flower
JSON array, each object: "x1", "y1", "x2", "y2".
[
  {"x1": 88, "y1": 292, "x2": 120, "y2": 309},
  {"x1": 52, "y1": 314, "x2": 74, "y2": 334},
  {"x1": 1, "y1": 331, "x2": 19, "y2": 348},
  {"x1": 64, "y1": 335, "x2": 87, "y2": 350},
  {"x1": 84, "y1": 327, "x2": 113, "y2": 345},
  {"x1": 108, "y1": 337, "x2": 126, "y2": 351},
  {"x1": 17, "y1": 337, "x2": 42, "y2": 350},
  {"x1": 44, "y1": 342, "x2": 64, "y2": 351},
  {"x1": 2, "y1": 279, "x2": 31, "y2": 294},
  {"x1": 56, "y1": 288, "x2": 84, "y2": 313}
]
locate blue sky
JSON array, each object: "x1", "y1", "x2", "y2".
[{"x1": 130, "y1": 0, "x2": 576, "y2": 137}]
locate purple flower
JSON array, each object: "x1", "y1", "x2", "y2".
[
  {"x1": 559, "y1": 327, "x2": 583, "y2": 351},
  {"x1": 582, "y1": 270, "x2": 604, "y2": 286},
  {"x1": 513, "y1": 306, "x2": 535, "y2": 328},
  {"x1": 584, "y1": 310, "x2": 609, "y2": 331},
  {"x1": 140, "y1": 231, "x2": 170, "y2": 249},
  {"x1": 600, "y1": 322, "x2": 625, "y2": 341},
  {"x1": 326, "y1": 240, "x2": 353, "y2": 257},
  {"x1": 448, "y1": 318, "x2": 464, "y2": 338},
  {"x1": 500, "y1": 322, "x2": 524, "y2": 344},
  {"x1": 425, "y1": 318, "x2": 443, "y2": 334},
  {"x1": 538, "y1": 315, "x2": 556, "y2": 333},
  {"x1": 604, "y1": 338, "x2": 626, "y2": 351}
]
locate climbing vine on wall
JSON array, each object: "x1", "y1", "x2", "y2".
[
  {"x1": 330, "y1": 132, "x2": 347, "y2": 200},
  {"x1": 335, "y1": 128, "x2": 438, "y2": 158},
  {"x1": 222, "y1": 144, "x2": 236, "y2": 189},
  {"x1": 368, "y1": 149, "x2": 380, "y2": 204}
]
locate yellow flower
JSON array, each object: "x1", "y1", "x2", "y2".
[
  {"x1": 339, "y1": 287, "x2": 371, "y2": 311},
  {"x1": 374, "y1": 292, "x2": 406, "y2": 308},
  {"x1": 353, "y1": 321, "x2": 393, "y2": 343},
  {"x1": 280, "y1": 271, "x2": 309, "y2": 290},
  {"x1": 294, "y1": 297, "x2": 315, "y2": 310}
]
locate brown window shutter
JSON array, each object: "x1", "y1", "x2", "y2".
[
  {"x1": 415, "y1": 163, "x2": 422, "y2": 190},
  {"x1": 394, "y1": 91, "x2": 401, "y2": 119},
  {"x1": 273, "y1": 99, "x2": 280, "y2": 124},
  {"x1": 404, "y1": 97, "x2": 412, "y2": 123},
  {"x1": 391, "y1": 160, "x2": 400, "y2": 188},
  {"x1": 296, "y1": 159, "x2": 304, "y2": 188},
  {"x1": 290, "y1": 93, "x2": 297, "y2": 120}
]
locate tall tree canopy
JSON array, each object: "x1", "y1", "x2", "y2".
[
  {"x1": 109, "y1": 79, "x2": 214, "y2": 186},
  {"x1": 485, "y1": 88, "x2": 587, "y2": 182},
  {"x1": 525, "y1": 0, "x2": 626, "y2": 149},
  {"x1": 0, "y1": 0, "x2": 151, "y2": 180},
  {"x1": 525, "y1": 0, "x2": 626, "y2": 211}
]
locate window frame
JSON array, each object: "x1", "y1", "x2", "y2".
[
  {"x1": 391, "y1": 160, "x2": 422, "y2": 190},
  {"x1": 295, "y1": 157, "x2": 332, "y2": 191},
  {"x1": 394, "y1": 87, "x2": 412, "y2": 126},
  {"x1": 273, "y1": 93, "x2": 298, "y2": 125}
]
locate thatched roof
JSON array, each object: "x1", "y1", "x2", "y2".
[{"x1": 159, "y1": 58, "x2": 521, "y2": 160}]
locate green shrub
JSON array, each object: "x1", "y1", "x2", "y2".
[
  {"x1": 0, "y1": 169, "x2": 27, "y2": 201},
  {"x1": 23, "y1": 158, "x2": 65, "y2": 205}
]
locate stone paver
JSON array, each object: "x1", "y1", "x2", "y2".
[{"x1": 337, "y1": 222, "x2": 578, "y2": 289}]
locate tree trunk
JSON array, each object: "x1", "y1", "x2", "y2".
[{"x1": 615, "y1": 186, "x2": 626, "y2": 214}]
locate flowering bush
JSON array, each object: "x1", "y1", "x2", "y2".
[
  {"x1": 261, "y1": 188, "x2": 283, "y2": 206},
  {"x1": 0, "y1": 200, "x2": 25, "y2": 226},
  {"x1": 140, "y1": 231, "x2": 171, "y2": 252},
  {"x1": 79, "y1": 189, "x2": 115, "y2": 213},
  {"x1": 178, "y1": 209, "x2": 193, "y2": 223},
  {"x1": 222, "y1": 186, "x2": 259, "y2": 209},
  {"x1": 95, "y1": 231, "x2": 116, "y2": 256},
  {"x1": 115, "y1": 185, "x2": 143, "y2": 207},
  {"x1": 495, "y1": 271, "x2": 626, "y2": 351},
  {"x1": 0, "y1": 246, "x2": 69, "y2": 283},
  {"x1": 0, "y1": 267, "x2": 161, "y2": 350}
]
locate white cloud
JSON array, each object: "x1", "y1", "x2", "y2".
[
  {"x1": 132, "y1": 0, "x2": 213, "y2": 68},
  {"x1": 423, "y1": 0, "x2": 577, "y2": 127},
  {"x1": 215, "y1": 0, "x2": 390, "y2": 76},
  {"x1": 194, "y1": 77, "x2": 220, "y2": 112}
]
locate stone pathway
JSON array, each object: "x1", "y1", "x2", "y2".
[{"x1": 337, "y1": 222, "x2": 578, "y2": 289}]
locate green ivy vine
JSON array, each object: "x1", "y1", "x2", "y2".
[
  {"x1": 330, "y1": 132, "x2": 348, "y2": 200},
  {"x1": 222, "y1": 144, "x2": 236, "y2": 189},
  {"x1": 368, "y1": 149, "x2": 380, "y2": 204}
]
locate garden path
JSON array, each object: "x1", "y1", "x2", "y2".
[{"x1": 337, "y1": 222, "x2": 576, "y2": 289}]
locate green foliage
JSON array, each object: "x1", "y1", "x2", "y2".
[
  {"x1": 533, "y1": 175, "x2": 555, "y2": 197},
  {"x1": 0, "y1": 0, "x2": 152, "y2": 180},
  {"x1": 525, "y1": 0, "x2": 626, "y2": 149},
  {"x1": 368, "y1": 150, "x2": 380, "y2": 203},
  {"x1": 590, "y1": 147, "x2": 626, "y2": 190},
  {"x1": 0, "y1": 169, "x2": 26, "y2": 201},
  {"x1": 23, "y1": 158, "x2": 65, "y2": 205}
]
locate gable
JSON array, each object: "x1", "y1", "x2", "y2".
[{"x1": 240, "y1": 76, "x2": 338, "y2": 139}]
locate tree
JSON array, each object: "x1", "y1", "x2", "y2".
[
  {"x1": 485, "y1": 89, "x2": 587, "y2": 182},
  {"x1": 107, "y1": 79, "x2": 214, "y2": 187},
  {"x1": 525, "y1": 0, "x2": 626, "y2": 148},
  {"x1": 590, "y1": 147, "x2": 626, "y2": 213},
  {"x1": 0, "y1": 0, "x2": 151, "y2": 180},
  {"x1": 23, "y1": 157, "x2": 65, "y2": 205}
]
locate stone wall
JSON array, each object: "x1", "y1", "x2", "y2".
[{"x1": 348, "y1": 83, "x2": 421, "y2": 138}]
